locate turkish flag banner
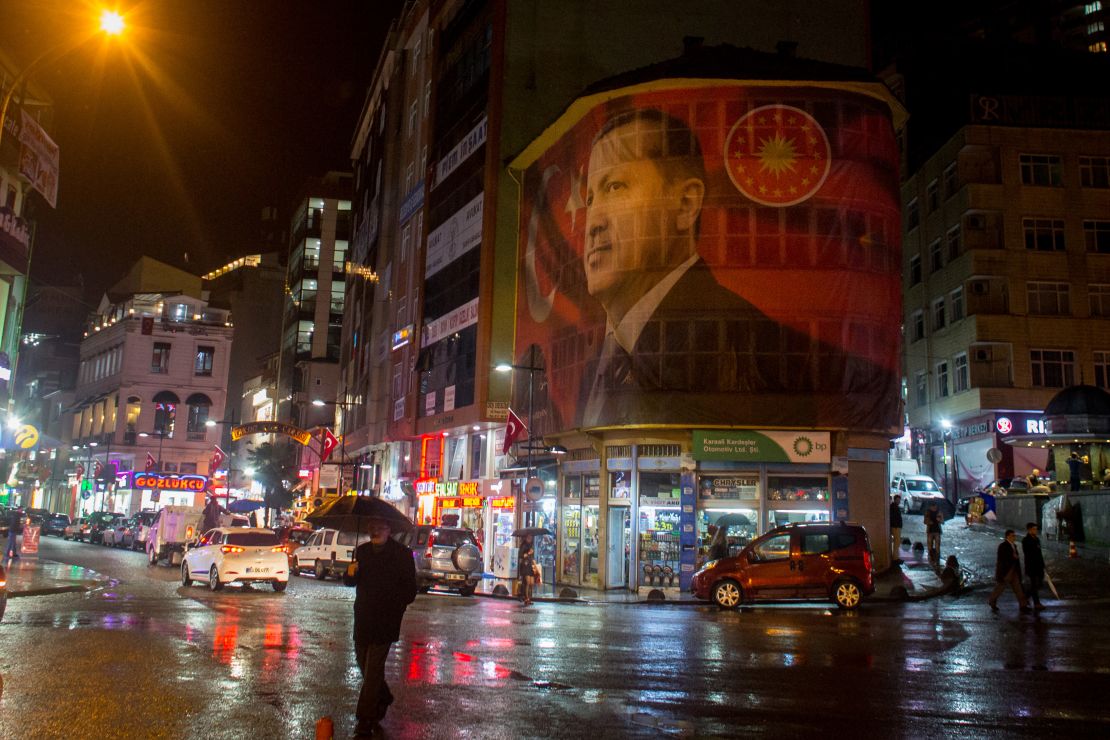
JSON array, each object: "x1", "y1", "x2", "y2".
[
  {"x1": 146, "y1": 453, "x2": 157, "y2": 472},
  {"x1": 501, "y1": 408, "x2": 527, "y2": 455},
  {"x1": 209, "y1": 445, "x2": 226, "y2": 474},
  {"x1": 320, "y1": 428, "x2": 340, "y2": 463}
]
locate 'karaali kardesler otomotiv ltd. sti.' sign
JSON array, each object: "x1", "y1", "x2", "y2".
[{"x1": 513, "y1": 82, "x2": 902, "y2": 433}]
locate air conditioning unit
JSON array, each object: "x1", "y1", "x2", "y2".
[
  {"x1": 973, "y1": 347, "x2": 993, "y2": 362},
  {"x1": 970, "y1": 280, "x2": 989, "y2": 295}
]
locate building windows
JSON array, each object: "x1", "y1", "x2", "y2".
[
  {"x1": 1095, "y1": 350, "x2": 1110, "y2": 389},
  {"x1": 929, "y1": 239, "x2": 944, "y2": 271},
  {"x1": 194, "y1": 346, "x2": 214, "y2": 376},
  {"x1": 1019, "y1": 154, "x2": 1063, "y2": 186},
  {"x1": 906, "y1": 198, "x2": 920, "y2": 230},
  {"x1": 424, "y1": 81, "x2": 431, "y2": 118},
  {"x1": 932, "y1": 298, "x2": 947, "y2": 330},
  {"x1": 946, "y1": 225, "x2": 962, "y2": 260},
  {"x1": 401, "y1": 223, "x2": 412, "y2": 264},
  {"x1": 915, "y1": 371, "x2": 927, "y2": 407},
  {"x1": 909, "y1": 254, "x2": 922, "y2": 285},
  {"x1": 942, "y1": 162, "x2": 959, "y2": 199},
  {"x1": 1091, "y1": 41, "x2": 1109, "y2": 52},
  {"x1": 1086, "y1": 2, "x2": 1103, "y2": 15},
  {"x1": 926, "y1": 180, "x2": 939, "y2": 211},
  {"x1": 911, "y1": 310, "x2": 925, "y2": 342},
  {"x1": 950, "y1": 286, "x2": 965, "y2": 322},
  {"x1": 935, "y1": 361, "x2": 949, "y2": 398},
  {"x1": 1081, "y1": 157, "x2": 1110, "y2": 187},
  {"x1": 409, "y1": 101, "x2": 418, "y2": 137},
  {"x1": 151, "y1": 342, "x2": 171, "y2": 373},
  {"x1": 1023, "y1": 218, "x2": 1066, "y2": 251},
  {"x1": 1031, "y1": 349, "x2": 1076, "y2": 388},
  {"x1": 1090, "y1": 284, "x2": 1110, "y2": 316},
  {"x1": 1088, "y1": 21, "x2": 1105, "y2": 34},
  {"x1": 1084, "y1": 220, "x2": 1110, "y2": 253},
  {"x1": 953, "y1": 353, "x2": 969, "y2": 393},
  {"x1": 186, "y1": 394, "x2": 212, "y2": 438},
  {"x1": 1027, "y1": 281, "x2": 1071, "y2": 315}
]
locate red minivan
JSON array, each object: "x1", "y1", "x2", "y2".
[{"x1": 691, "y1": 522, "x2": 874, "y2": 610}]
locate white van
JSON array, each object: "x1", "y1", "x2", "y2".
[{"x1": 291, "y1": 528, "x2": 371, "y2": 580}]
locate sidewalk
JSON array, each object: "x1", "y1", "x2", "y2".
[{"x1": 2, "y1": 556, "x2": 108, "y2": 598}]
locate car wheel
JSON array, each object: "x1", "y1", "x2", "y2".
[
  {"x1": 459, "y1": 584, "x2": 476, "y2": 597},
  {"x1": 181, "y1": 562, "x2": 192, "y2": 587},
  {"x1": 833, "y1": 579, "x2": 862, "y2": 610},
  {"x1": 272, "y1": 580, "x2": 287, "y2": 593},
  {"x1": 315, "y1": 559, "x2": 328, "y2": 580},
  {"x1": 712, "y1": 579, "x2": 743, "y2": 609},
  {"x1": 148, "y1": 547, "x2": 158, "y2": 566},
  {"x1": 209, "y1": 565, "x2": 224, "y2": 591}
]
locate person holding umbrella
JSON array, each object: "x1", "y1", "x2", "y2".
[
  {"x1": 338, "y1": 502, "x2": 416, "y2": 737},
  {"x1": 518, "y1": 534, "x2": 536, "y2": 606}
]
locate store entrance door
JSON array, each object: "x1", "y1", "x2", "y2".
[{"x1": 606, "y1": 506, "x2": 630, "y2": 589}]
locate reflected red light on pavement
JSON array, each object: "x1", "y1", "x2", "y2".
[{"x1": 212, "y1": 612, "x2": 240, "y2": 665}]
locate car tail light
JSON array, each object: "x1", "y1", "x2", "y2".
[
  {"x1": 185, "y1": 525, "x2": 195, "y2": 540},
  {"x1": 425, "y1": 532, "x2": 436, "y2": 559},
  {"x1": 221, "y1": 545, "x2": 245, "y2": 554},
  {"x1": 863, "y1": 548, "x2": 873, "y2": 573},
  {"x1": 271, "y1": 546, "x2": 287, "y2": 553}
]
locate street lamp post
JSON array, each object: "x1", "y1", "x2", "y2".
[
  {"x1": 940, "y1": 420, "x2": 953, "y2": 505},
  {"x1": 313, "y1": 398, "x2": 355, "y2": 496}
]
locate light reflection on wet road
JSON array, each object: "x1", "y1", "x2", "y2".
[{"x1": 1, "y1": 538, "x2": 1108, "y2": 738}]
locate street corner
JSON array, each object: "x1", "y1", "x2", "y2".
[{"x1": 4, "y1": 557, "x2": 108, "y2": 598}]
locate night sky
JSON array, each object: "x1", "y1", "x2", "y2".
[{"x1": 1, "y1": 0, "x2": 402, "y2": 297}]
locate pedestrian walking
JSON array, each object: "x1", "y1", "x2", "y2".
[
  {"x1": 201, "y1": 496, "x2": 223, "y2": 533},
  {"x1": 343, "y1": 517, "x2": 417, "y2": 737},
  {"x1": 518, "y1": 534, "x2": 536, "y2": 606},
  {"x1": 1067, "y1": 452, "x2": 1083, "y2": 492},
  {"x1": 4, "y1": 509, "x2": 21, "y2": 563},
  {"x1": 708, "y1": 526, "x2": 729, "y2": 562},
  {"x1": 1021, "y1": 522, "x2": 1046, "y2": 611},
  {"x1": 923, "y1": 502, "x2": 943, "y2": 565},
  {"x1": 988, "y1": 529, "x2": 1031, "y2": 614},
  {"x1": 889, "y1": 494, "x2": 903, "y2": 564}
]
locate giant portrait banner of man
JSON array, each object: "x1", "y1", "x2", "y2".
[{"x1": 513, "y1": 83, "x2": 903, "y2": 433}]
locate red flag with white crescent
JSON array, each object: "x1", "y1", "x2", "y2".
[
  {"x1": 146, "y1": 453, "x2": 157, "y2": 472},
  {"x1": 93, "y1": 460, "x2": 103, "y2": 478},
  {"x1": 502, "y1": 408, "x2": 527, "y2": 455},
  {"x1": 209, "y1": 445, "x2": 226, "y2": 474},
  {"x1": 320, "y1": 428, "x2": 340, "y2": 463}
]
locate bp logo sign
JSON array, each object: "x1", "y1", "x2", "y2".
[{"x1": 792, "y1": 436, "x2": 814, "y2": 458}]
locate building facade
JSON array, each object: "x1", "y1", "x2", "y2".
[{"x1": 902, "y1": 96, "x2": 1110, "y2": 499}]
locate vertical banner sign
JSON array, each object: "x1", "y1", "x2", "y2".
[
  {"x1": 831, "y1": 474, "x2": 849, "y2": 521},
  {"x1": 18, "y1": 109, "x2": 60, "y2": 208},
  {"x1": 21, "y1": 523, "x2": 41, "y2": 555},
  {"x1": 679, "y1": 471, "x2": 697, "y2": 591}
]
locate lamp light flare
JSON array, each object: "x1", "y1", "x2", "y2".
[{"x1": 100, "y1": 10, "x2": 125, "y2": 35}]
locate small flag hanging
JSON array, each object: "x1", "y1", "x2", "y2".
[
  {"x1": 146, "y1": 452, "x2": 158, "y2": 472},
  {"x1": 502, "y1": 408, "x2": 527, "y2": 455}
]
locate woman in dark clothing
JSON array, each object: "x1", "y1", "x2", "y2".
[
  {"x1": 518, "y1": 535, "x2": 536, "y2": 606},
  {"x1": 708, "y1": 527, "x2": 729, "y2": 561}
]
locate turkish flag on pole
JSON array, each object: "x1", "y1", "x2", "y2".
[
  {"x1": 209, "y1": 445, "x2": 226, "y2": 474},
  {"x1": 146, "y1": 453, "x2": 157, "y2": 472},
  {"x1": 320, "y1": 428, "x2": 340, "y2": 463},
  {"x1": 501, "y1": 408, "x2": 527, "y2": 455},
  {"x1": 93, "y1": 460, "x2": 103, "y2": 478}
]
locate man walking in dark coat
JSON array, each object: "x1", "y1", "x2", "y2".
[
  {"x1": 988, "y1": 529, "x2": 1030, "y2": 614},
  {"x1": 344, "y1": 517, "x2": 417, "y2": 737},
  {"x1": 1022, "y1": 522, "x2": 1047, "y2": 610},
  {"x1": 889, "y1": 495, "x2": 903, "y2": 565}
]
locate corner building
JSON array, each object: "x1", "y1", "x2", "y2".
[{"x1": 343, "y1": 1, "x2": 903, "y2": 589}]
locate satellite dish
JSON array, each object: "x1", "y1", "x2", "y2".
[{"x1": 986, "y1": 448, "x2": 1003, "y2": 464}]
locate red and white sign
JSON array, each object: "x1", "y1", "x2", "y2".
[
  {"x1": 501, "y1": 408, "x2": 527, "y2": 455},
  {"x1": 146, "y1": 453, "x2": 158, "y2": 472},
  {"x1": 18, "y1": 109, "x2": 59, "y2": 208},
  {"x1": 20, "y1": 524, "x2": 40, "y2": 555},
  {"x1": 995, "y1": 417, "x2": 1013, "y2": 435},
  {"x1": 209, "y1": 445, "x2": 226, "y2": 474}
]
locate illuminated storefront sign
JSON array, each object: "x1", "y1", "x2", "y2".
[
  {"x1": 416, "y1": 477, "x2": 438, "y2": 495},
  {"x1": 130, "y1": 473, "x2": 208, "y2": 491},
  {"x1": 438, "y1": 497, "x2": 483, "y2": 509},
  {"x1": 490, "y1": 497, "x2": 514, "y2": 508}
]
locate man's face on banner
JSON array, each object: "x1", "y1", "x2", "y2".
[{"x1": 583, "y1": 122, "x2": 698, "y2": 312}]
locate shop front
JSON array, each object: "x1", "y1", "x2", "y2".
[{"x1": 559, "y1": 459, "x2": 601, "y2": 588}]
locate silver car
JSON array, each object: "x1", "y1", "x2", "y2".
[
  {"x1": 403, "y1": 526, "x2": 482, "y2": 596},
  {"x1": 892, "y1": 474, "x2": 946, "y2": 513}
]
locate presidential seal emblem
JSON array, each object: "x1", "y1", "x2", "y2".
[{"x1": 724, "y1": 105, "x2": 831, "y2": 207}]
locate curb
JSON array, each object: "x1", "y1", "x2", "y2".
[{"x1": 9, "y1": 584, "x2": 92, "y2": 598}]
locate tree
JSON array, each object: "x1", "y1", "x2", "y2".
[{"x1": 246, "y1": 442, "x2": 296, "y2": 526}]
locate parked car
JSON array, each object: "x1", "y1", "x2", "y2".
[
  {"x1": 129, "y1": 510, "x2": 160, "y2": 551},
  {"x1": 276, "y1": 525, "x2": 314, "y2": 563},
  {"x1": 892, "y1": 474, "x2": 946, "y2": 514},
  {"x1": 101, "y1": 518, "x2": 133, "y2": 547},
  {"x1": 87, "y1": 511, "x2": 126, "y2": 544},
  {"x1": 400, "y1": 525, "x2": 482, "y2": 596},
  {"x1": 43, "y1": 513, "x2": 71, "y2": 537},
  {"x1": 63, "y1": 518, "x2": 90, "y2": 541},
  {"x1": 292, "y1": 528, "x2": 371, "y2": 580},
  {"x1": 181, "y1": 527, "x2": 289, "y2": 592},
  {"x1": 691, "y1": 522, "x2": 875, "y2": 610}
]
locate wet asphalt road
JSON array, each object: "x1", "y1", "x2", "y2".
[{"x1": 2, "y1": 538, "x2": 1109, "y2": 739}]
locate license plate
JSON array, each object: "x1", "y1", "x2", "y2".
[
  {"x1": 444, "y1": 573, "x2": 464, "y2": 580},
  {"x1": 246, "y1": 566, "x2": 270, "y2": 574}
]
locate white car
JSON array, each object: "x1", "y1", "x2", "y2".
[{"x1": 181, "y1": 528, "x2": 289, "y2": 592}]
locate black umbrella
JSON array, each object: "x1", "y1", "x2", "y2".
[
  {"x1": 715, "y1": 513, "x2": 752, "y2": 529},
  {"x1": 305, "y1": 496, "x2": 413, "y2": 532},
  {"x1": 511, "y1": 527, "x2": 552, "y2": 538}
]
